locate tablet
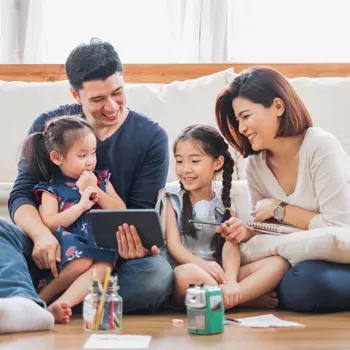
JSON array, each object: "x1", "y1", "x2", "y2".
[{"x1": 87, "y1": 209, "x2": 165, "y2": 251}]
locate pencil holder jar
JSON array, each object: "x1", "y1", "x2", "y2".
[{"x1": 83, "y1": 274, "x2": 123, "y2": 332}]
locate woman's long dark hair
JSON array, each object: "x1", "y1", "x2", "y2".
[
  {"x1": 173, "y1": 124, "x2": 234, "y2": 262},
  {"x1": 22, "y1": 115, "x2": 95, "y2": 182}
]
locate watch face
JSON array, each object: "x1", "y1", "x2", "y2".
[{"x1": 274, "y1": 206, "x2": 284, "y2": 220}]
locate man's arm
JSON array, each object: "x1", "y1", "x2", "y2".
[{"x1": 127, "y1": 127, "x2": 169, "y2": 209}]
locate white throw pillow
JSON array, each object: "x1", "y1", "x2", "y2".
[
  {"x1": 0, "y1": 69, "x2": 236, "y2": 185},
  {"x1": 125, "y1": 69, "x2": 238, "y2": 181},
  {"x1": 0, "y1": 80, "x2": 73, "y2": 183},
  {"x1": 239, "y1": 227, "x2": 350, "y2": 266}
]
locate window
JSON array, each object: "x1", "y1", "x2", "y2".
[
  {"x1": 227, "y1": 0, "x2": 350, "y2": 62},
  {"x1": 3, "y1": 0, "x2": 350, "y2": 63},
  {"x1": 40, "y1": 0, "x2": 174, "y2": 63}
]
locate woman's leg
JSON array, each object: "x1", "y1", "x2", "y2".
[
  {"x1": 236, "y1": 256, "x2": 290, "y2": 308},
  {"x1": 39, "y1": 257, "x2": 93, "y2": 303},
  {"x1": 278, "y1": 260, "x2": 350, "y2": 312},
  {"x1": 48, "y1": 261, "x2": 113, "y2": 323},
  {"x1": 170, "y1": 263, "x2": 218, "y2": 307}
]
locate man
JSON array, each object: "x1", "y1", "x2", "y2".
[{"x1": 0, "y1": 39, "x2": 173, "y2": 334}]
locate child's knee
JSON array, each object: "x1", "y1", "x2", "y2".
[
  {"x1": 270, "y1": 256, "x2": 290, "y2": 274},
  {"x1": 174, "y1": 263, "x2": 215, "y2": 287},
  {"x1": 174, "y1": 263, "x2": 202, "y2": 281}
]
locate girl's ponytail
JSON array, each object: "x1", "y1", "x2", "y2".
[
  {"x1": 212, "y1": 146, "x2": 234, "y2": 263},
  {"x1": 22, "y1": 131, "x2": 54, "y2": 182},
  {"x1": 180, "y1": 181, "x2": 197, "y2": 238}
]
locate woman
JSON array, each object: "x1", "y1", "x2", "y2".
[{"x1": 215, "y1": 66, "x2": 350, "y2": 312}]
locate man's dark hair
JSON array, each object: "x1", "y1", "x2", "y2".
[{"x1": 65, "y1": 38, "x2": 123, "y2": 92}]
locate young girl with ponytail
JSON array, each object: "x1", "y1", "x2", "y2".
[
  {"x1": 22, "y1": 115, "x2": 125, "y2": 323},
  {"x1": 161, "y1": 124, "x2": 289, "y2": 309}
]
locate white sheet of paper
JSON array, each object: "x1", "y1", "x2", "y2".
[
  {"x1": 83, "y1": 334, "x2": 152, "y2": 349},
  {"x1": 236, "y1": 314, "x2": 305, "y2": 328}
]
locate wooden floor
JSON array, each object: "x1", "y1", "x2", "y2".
[{"x1": 0, "y1": 310, "x2": 349, "y2": 350}]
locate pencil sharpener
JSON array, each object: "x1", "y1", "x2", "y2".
[{"x1": 185, "y1": 283, "x2": 224, "y2": 335}]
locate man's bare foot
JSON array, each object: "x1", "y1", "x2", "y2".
[
  {"x1": 48, "y1": 301, "x2": 72, "y2": 324},
  {"x1": 242, "y1": 291, "x2": 278, "y2": 309}
]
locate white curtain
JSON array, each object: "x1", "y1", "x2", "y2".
[
  {"x1": 168, "y1": 0, "x2": 228, "y2": 63},
  {"x1": 0, "y1": 0, "x2": 20, "y2": 63},
  {"x1": 0, "y1": 0, "x2": 44, "y2": 63},
  {"x1": 0, "y1": 0, "x2": 230, "y2": 63},
  {"x1": 1, "y1": 0, "x2": 350, "y2": 64},
  {"x1": 22, "y1": 0, "x2": 45, "y2": 63}
]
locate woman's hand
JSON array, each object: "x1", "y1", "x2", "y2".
[
  {"x1": 253, "y1": 198, "x2": 281, "y2": 221},
  {"x1": 199, "y1": 261, "x2": 227, "y2": 284},
  {"x1": 217, "y1": 217, "x2": 252, "y2": 244},
  {"x1": 220, "y1": 282, "x2": 242, "y2": 309}
]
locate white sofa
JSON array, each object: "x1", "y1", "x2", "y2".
[{"x1": 1, "y1": 68, "x2": 350, "y2": 223}]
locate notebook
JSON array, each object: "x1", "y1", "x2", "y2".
[{"x1": 247, "y1": 221, "x2": 302, "y2": 235}]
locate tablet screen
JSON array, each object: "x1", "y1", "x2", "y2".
[{"x1": 87, "y1": 209, "x2": 165, "y2": 250}]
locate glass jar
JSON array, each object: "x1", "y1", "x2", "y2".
[{"x1": 83, "y1": 275, "x2": 123, "y2": 332}]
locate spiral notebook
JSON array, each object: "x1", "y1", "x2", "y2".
[{"x1": 247, "y1": 221, "x2": 302, "y2": 235}]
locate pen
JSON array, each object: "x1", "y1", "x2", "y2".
[
  {"x1": 188, "y1": 219, "x2": 230, "y2": 227},
  {"x1": 225, "y1": 316, "x2": 241, "y2": 324}
]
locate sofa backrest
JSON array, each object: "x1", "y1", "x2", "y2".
[
  {"x1": 0, "y1": 69, "x2": 234, "y2": 185},
  {"x1": 1, "y1": 70, "x2": 350, "y2": 186}
]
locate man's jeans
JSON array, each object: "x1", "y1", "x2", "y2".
[{"x1": 0, "y1": 218, "x2": 174, "y2": 313}]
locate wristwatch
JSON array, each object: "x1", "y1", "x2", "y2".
[{"x1": 273, "y1": 201, "x2": 288, "y2": 221}]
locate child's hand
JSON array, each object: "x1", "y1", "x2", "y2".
[
  {"x1": 220, "y1": 282, "x2": 242, "y2": 309},
  {"x1": 199, "y1": 261, "x2": 227, "y2": 284},
  {"x1": 78, "y1": 186, "x2": 99, "y2": 211},
  {"x1": 76, "y1": 171, "x2": 98, "y2": 192},
  {"x1": 217, "y1": 217, "x2": 252, "y2": 244}
]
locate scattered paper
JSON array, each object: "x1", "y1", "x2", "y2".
[
  {"x1": 84, "y1": 334, "x2": 152, "y2": 349},
  {"x1": 235, "y1": 314, "x2": 305, "y2": 328}
]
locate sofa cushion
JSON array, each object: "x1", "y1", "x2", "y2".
[
  {"x1": 0, "y1": 80, "x2": 73, "y2": 184},
  {"x1": 240, "y1": 226, "x2": 350, "y2": 266},
  {"x1": 125, "y1": 68, "x2": 236, "y2": 181},
  {"x1": 0, "y1": 68, "x2": 235, "y2": 185}
]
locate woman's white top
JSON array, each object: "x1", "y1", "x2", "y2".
[{"x1": 245, "y1": 127, "x2": 350, "y2": 229}]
